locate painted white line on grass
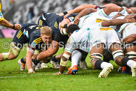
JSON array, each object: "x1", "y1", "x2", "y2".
[{"x1": 0, "y1": 73, "x2": 50, "y2": 79}]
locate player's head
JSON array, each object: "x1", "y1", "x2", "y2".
[
  {"x1": 67, "y1": 24, "x2": 79, "y2": 37},
  {"x1": 40, "y1": 26, "x2": 52, "y2": 44}
]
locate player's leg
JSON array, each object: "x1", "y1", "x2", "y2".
[
  {"x1": 110, "y1": 43, "x2": 136, "y2": 77},
  {"x1": 120, "y1": 44, "x2": 136, "y2": 73},
  {"x1": 80, "y1": 50, "x2": 88, "y2": 70},
  {"x1": 0, "y1": 42, "x2": 21, "y2": 61},
  {"x1": 50, "y1": 54, "x2": 62, "y2": 68},
  {"x1": 67, "y1": 49, "x2": 82, "y2": 75},
  {"x1": 90, "y1": 43, "x2": 113, "y2": 78},
  {"x1": 18, "y1": 49, "x2": 41, "y2": 71}
]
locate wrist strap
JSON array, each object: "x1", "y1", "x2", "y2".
[{"x1": 12, "y1": 24, "x2": 15, "y2": 29}]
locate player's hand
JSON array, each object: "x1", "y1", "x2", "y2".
[
  {"x1": 74, "y1": 16, "x2": 80, "y2": 24},
  {"x1": 53, "y1": 72, "x2": 62, "y2": 75},
  {"x1": 125, "y1": 14, "x2": 136, "y2": 23},
  {"x1": 14, "y1": 24, "x2": 22, "y2": 30},
  {"x1": 28, "y1": 69, "x2": 35, "y2": 73}
]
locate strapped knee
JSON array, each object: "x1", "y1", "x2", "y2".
[
  {"x1": 10, "y1": 42, "x2": 21, "y2": 57},
  {"x1": 125, "y1": 51, "x2": 136, "y2": 59},
  {"x1": 60, "y1": 52, "x2": 71, "y2": 66},
  {"x1": 112, "y1": 50, "x2": 124, "y2": 60},
  {"x1": 90, "y1": 53, "x2": 103, "y2": 63}
]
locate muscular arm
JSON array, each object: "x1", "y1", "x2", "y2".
[
  {"x1": 37, "y1": 40, "x2": 59, "y2": 61},
  {"x1": 0, "y1": 19, "x2": 14, "y2": 28},
  {"x1": 74, "y1": 8, "x2": 96, "y2": 24},
  {"x1": 101, "y1": 19, "x2": 128, "y2": 27},
  {"x1": 0, "y1": 19, "x2": 21, "y2": 30},
  {"x1": 64, "y1": 4, "x2": 96, "y2": 18},
  {"x1": 101, "y1": 17, "x2": 136, "y2": 27},
  {"x1": 26, "y1": 48, "x2": 34, "y2": 73}
]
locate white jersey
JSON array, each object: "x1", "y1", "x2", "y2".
[
  {"x1": 119, "y1": 23, "x2": 136, "y2": 43},
  {"x1": 78, "y1": 9, "x2": 109, "y2": 29},
  {"x1": 65, "y1": 26, "x2": 121, "y2": 53}
]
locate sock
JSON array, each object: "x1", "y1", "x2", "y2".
[
  {"x1": 121, "y1": 57, "x2": 135, "y2": 68},
  {"x1": 21, "y1": 57, "x2": 26, "y2": 63},
  {"x1": 71, "y1": 50, "x2": 82, "y2": 67},
  {"x1": 32, "y1": 57, "x2": 40, "y2": 65},
  {"x1": 127, "y1": 60, "x2": 136, "y2": 68},
  {"x1": 51, "y1": 56, "x2": 58, "y2": 62},
  {"x1": 101, "y1": 62, "x2": 110, "y2": 69},
  {"x1": 94, "y1": 59, "x2": 103, "y2": 70}
]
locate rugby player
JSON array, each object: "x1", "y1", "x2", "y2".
[
  {"x1": 0, "y1": 23, "x2": 57, "y2": 73},
  {"x1": 54, "y1": 13, "x2": 136, "y2": 77},
  {"x1": 0, "y1": 0, "x2": 21, "y2": 30}
]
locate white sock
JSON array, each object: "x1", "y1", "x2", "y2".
[
  {"x1": 71, "y1": 50, "x2": 82, "y2": 67},
  {"x1": 127, "y1": 60, "x2": 136, "y2": 68},
  {"x1": 101, "y1": 62, "x2": 110, "y2": 69}
]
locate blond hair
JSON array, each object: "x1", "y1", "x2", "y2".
[{"x1": 40, "y1": 26, "x2": 52, "y2": 36}]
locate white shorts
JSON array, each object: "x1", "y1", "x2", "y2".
[{"x1": 90, "y1": 27, "x2": 121, "y2": 50}]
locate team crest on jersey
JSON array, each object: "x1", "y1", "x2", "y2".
[{"x1": 54, "y1": 21, "x2": 58, "y2": 29}]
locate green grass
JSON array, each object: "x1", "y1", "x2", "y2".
[{"x1": 0, "y1": 38, "x2": 136, "y2": 91}]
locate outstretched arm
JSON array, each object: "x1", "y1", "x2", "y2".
[
  {"x1": 74, "y1": 8, "x2": 96, "y2": 24},
  {"x1": 102, "y1": 14, "x2": 136, "y2": 27},
  {"x1": 64, "y1": 4, "x2": 96, "y2": 18},
  {"x1": 37, "y1": 40, "x2": 59, "y2": 61},
  {"x1": 0, "y1": 19, "x2": 21, "y2": 30}
]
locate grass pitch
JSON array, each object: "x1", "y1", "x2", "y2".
[{"x1": 0, "y1": 38, "x2": 136, "y2": 91}]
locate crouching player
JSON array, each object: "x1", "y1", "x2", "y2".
[
  {"x1": 54, "y1": 22, "x2": 136, "y2": 77},
  {"x1": 54, "y1": 24, "x2": 114, "y2": 78},
  {"x1": 117, "y1": 22, "x2": 136, "y2": 73},
  {"x1": 0, "y1": 23, "x2": 56, "y2": 73}
]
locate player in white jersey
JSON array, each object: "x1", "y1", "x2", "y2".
[{"x1": 54, "y1": 14, "x2": 136, "y2": 77}]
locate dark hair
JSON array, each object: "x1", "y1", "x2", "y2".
[{"x1": 67, "y1": 24, "x2": 80, "y2": 34}]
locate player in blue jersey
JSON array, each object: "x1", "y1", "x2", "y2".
[{"x1": 0, "y1": 23, "x2": 57, "y2": 73}]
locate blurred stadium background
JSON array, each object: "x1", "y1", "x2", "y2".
[{"x1": 0, "y1": 0, "x2": 136, "y2": 38}]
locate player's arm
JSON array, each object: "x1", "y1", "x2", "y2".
[
  {"x1": 122, "y1": 34, "x2": 136, "y2": 43},
  {"x1": 101, "y1": 15, "x2": 136, "y2": 27},
  {"x1": 0, "y1": 19, "x2": 21, "y2": 30},
  {"x1": 37, "y1": 40, "x2": 59, "y2": 61},
  {"x1": 54, "y1": 37, "x2": 74, "y2": 75},
  {"x1": 74, "y1": 8, "x2": 96, "y2": 24},
  {"x1": 26, "y1": 46, "x2": 35, "y2": 73},
  {"x1": 64, "y1": 4, "x2": 96, "y2": 18},
  {"x1": 0, "y1": 1, "x2": 21, "y2": 30},
  {"x1": 54, "y1": 51, "x2": 71, "y2": 75}
]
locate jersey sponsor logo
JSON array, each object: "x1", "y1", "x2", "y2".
[
  {"x1": 96, "y1": 18, "x2": 106, "y2": 23},
  {"x1": 54, "y1": 21, "x2": 58, "y2": 29},
  {"x1": 100, "y1": 27, "x2": 113, "y2": 31},
  {"x1": 38, "y1": 20, "x2": 43, "y2": 26},
  {"x1": 23, "y1": 29, "x2": 29, "y2": 38},
  {"x1": 16, "y1": 30, "x2": 23, "y2": 39},
  {"x1": 33, "y1": 37, "x2": 42, "y2": 44}
]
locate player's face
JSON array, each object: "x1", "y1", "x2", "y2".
[{"x1": 41, "y1": 35, "x2": 52, "y2": 44}]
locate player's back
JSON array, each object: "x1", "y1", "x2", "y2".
[{"x1": 78, "y1": 9, "x2": 109, "y2": 29}]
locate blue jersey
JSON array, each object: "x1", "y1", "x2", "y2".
[
  {"x1": 38, "y1": 13, "x2": 60, "y2": 26},
  {"x1": 12, "y1": 23, "x2": 44, "y2": 50},
  {"x1": 49, "y1": 13, "x2": 77, "y2": 43}
]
